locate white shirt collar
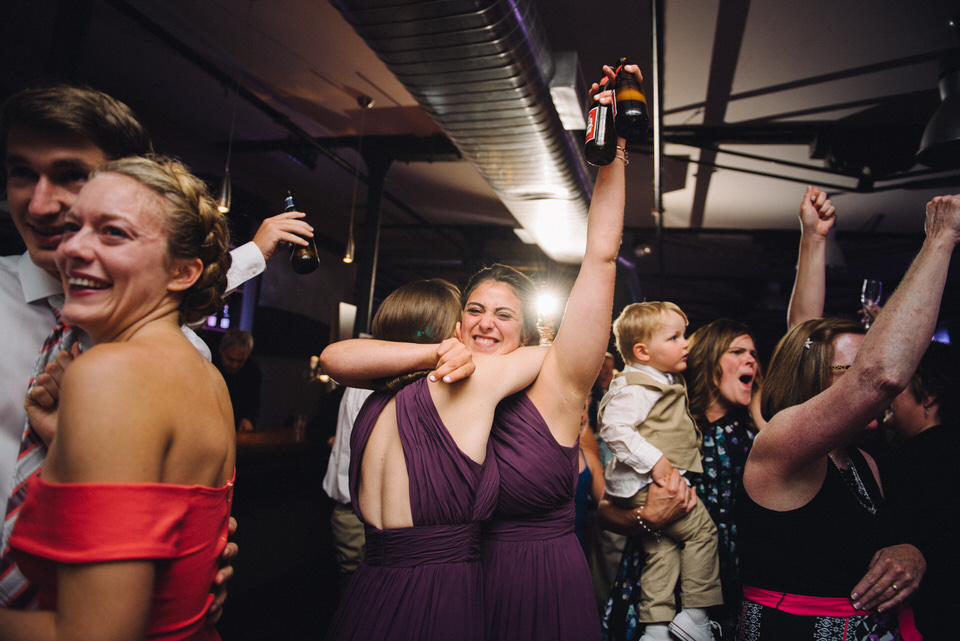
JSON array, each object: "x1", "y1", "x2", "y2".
[
  {"x1": 17, "y1": 252, "x2": 63, "y2": 305},
  {"x1": 623, "y1": 361, "x2": 675, "y2": 385}
]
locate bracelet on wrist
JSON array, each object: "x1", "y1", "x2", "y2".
[
  {"x1": 615, "y1": 146, "x2": 629, "y2": 166},
  {"x1": 635, "y1": 504, "x2": 660, "y2": 541}
]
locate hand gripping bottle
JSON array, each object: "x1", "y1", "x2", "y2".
[
  {"x1": 284, "y1": 191, "x2": 320, "y2": 274},
  {"x1": 584, "y1": 73, "x2": 618, "y2": 166},
  {"x1": 613, "y1": 57, "x2": 649, "y2": 143}
]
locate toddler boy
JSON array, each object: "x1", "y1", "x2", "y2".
[{"x1": 599, "y1": 302, "x2": 721, "y2": 641}]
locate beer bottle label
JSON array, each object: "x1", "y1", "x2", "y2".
[{"x1": 585, "y1": 106, "x2": 598, "y2": 143}]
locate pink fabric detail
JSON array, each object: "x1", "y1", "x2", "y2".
[
  {"x1": 743, "y1": 585, "x2": 861, "y2": 617},
  {"x1": 897, "y1": 603, "x2": 923, "y2": 641}
]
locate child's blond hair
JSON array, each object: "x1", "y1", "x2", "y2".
[{"x1": 613, "y1": 301, "x2": 688, "y2": 365}]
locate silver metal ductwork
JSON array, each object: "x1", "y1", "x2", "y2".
[{"x1": 330, "y1": 0, "x2": 595, "y2": 263}]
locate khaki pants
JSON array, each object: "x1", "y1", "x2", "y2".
[
  {"x1": 330, "y1": 502, "x2": 365, "y2": 595},
  {"x1": 615, "y1": 486, "x2": 723, "y2": 622}
]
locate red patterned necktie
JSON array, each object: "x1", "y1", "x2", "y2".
[{"x1": 0, "y1": 300, "x2": 76, "y2": 609}]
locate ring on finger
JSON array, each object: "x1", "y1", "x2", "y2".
[{"x1": 891, "y1": 583, "x2": 899, "y2": 592}]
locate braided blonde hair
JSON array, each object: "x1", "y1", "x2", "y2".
[{"x1": 92, "y1": 155, "x2": 231, "y2": 325}]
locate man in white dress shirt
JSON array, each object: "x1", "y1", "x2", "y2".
[
  {"x1": 0, "y1": 82, "x2": 314, "y2": 608},
  {"x1": 322, "y1": 386, "x2": 373, "y2": 596}
]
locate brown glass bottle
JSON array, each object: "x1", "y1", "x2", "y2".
[
  {"x1": 285, "y1": 191, "x2": 320, "y2": 274},
  {"x1": 613, "y1": 57, "x2": 649, "y2": 143},
  {"x1": 584, "y1": 75, "x2": 618, "y2": 166}
]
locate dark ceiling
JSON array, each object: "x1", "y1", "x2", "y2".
[{"x1": 3, "y1": 0, "x2": 960, "y2": 355}]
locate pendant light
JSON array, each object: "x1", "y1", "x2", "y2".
[
  {"x1": 344, "y1": 95, "x2": 374, "y2": 264},
  {"x1": 217, "y1": 83, "x2": 240, "y2": 214},
  {"x1": 917, "y1": 15, "x2": 960, "y2": 169}
]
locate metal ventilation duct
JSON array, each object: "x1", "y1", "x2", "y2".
[{"x1": 330, "y1": 0, "x2": 595, "y2": 263}]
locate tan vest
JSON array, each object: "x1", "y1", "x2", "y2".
[{"x1": 602, "y1": 370, "x2": 703, "y2": 473}]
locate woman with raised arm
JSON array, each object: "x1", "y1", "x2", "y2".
[
  {"x1": 787, "y1": 185, "x2": 836, "y2": 329},
  {"x1": 321, "y1": 63, "x2": 632, "y2": 641},
  {"x1": 734, "y1": 195, "x2": 960, "y2": 640},
  {"x1": 2, "y1": 155, "x2": 235, "y2": 641},
  {"x1": 323, "y1": 279, "x2": 547, "y2": 641},
  {"x1": 479, "y1": 64, "x2": 625, "y2": 641}
]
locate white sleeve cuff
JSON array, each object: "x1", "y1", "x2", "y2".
[{"x1": 225, "y1": 241, "x2": 267, "y2": 294}]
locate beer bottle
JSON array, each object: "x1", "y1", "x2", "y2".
[
  {"x1": 584, "y1": 74, "x2": 618, "y2": 166},
  {"x1": 613, "y1": 57, "x2": 649, "y2": 143},
  {"x1": 284, "y1": 191, "x2": 320, "y2": 274}
]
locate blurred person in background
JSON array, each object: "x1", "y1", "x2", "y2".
[{"x1": 214, "y1": 328, "x2": 261, "y2": 432}]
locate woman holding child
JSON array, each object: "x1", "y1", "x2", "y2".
[{"x1": 599, "y1": 314, "x2": 761, "y2": 641}]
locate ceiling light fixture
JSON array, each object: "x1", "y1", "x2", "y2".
[
  {"x1": 917, "y1": 14, "x2": 960, "y2": 170},
  {"x1": 218, "y1": 83, "x2": 239, "y2": 214},
  {"x1": 217, "y1": 1, "x2": 255, "y2": 214},
  {"x1": 344, "y1": 94, "x2": 375, "y2": 264}
]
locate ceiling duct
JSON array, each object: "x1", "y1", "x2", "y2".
[{"x1": 330, "y1": 0, "x2": 594, "y2": 263}]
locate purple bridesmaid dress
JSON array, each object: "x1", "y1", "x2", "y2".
[
  {"x1": 326, "y1": 377, "x2": 500, "y2": 641},
  {"x1": 482, "y1": 393, "x2": 601, "y2": 641}
]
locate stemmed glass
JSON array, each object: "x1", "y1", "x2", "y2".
[{"x1": 861, "y1": 279, "x2": 882, "y2": 328}]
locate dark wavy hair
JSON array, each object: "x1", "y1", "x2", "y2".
[
  {"x1": 0, "y1": 82, "x2": 152, "y2": 165},
  {"x1": 686, "y1": 318, "x2": 762, "y2": 422},
  {"x1": 461, "y1": 264, "x2": 540, "y2": 347},
  {"x1": 906, "y1": 340, "x2": 960, "y2": 426}
]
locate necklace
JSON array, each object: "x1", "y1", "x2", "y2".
[{"x1": 828, "y1": 451, "x2": 877, "y2": 515}]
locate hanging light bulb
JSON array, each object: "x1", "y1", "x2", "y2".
[
  {"x1": 342, "y1": 169, "x2": 358, "y2": 264},
  {"x1": 343, "y1": 95, "x2": 374, "y2": 264},
  {"x1": 217, "y1": 166, "x2": 232, "y2": 213},
  {"x1": 342, "y1": 229, "x2": 355, "y2": 264},
  {"x1": 218, "y1": 80, "x2": 240, "y2": 214}
]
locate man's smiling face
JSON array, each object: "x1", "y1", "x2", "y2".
[{"x1": 5, "y1": 125, "x2": 107, "y2": 277}]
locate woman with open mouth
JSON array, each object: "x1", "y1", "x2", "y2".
[{"x1": 599, "y1": 318, "x2": 763, "y2": 640}]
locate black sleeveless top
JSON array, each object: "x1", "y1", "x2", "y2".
[{"x1": 735, "y1": 447, "x2": 888, "y2": 597}]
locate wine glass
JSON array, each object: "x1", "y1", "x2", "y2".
[{"x1": 861, "y1": 279, "x2": 882, "y2": 328}]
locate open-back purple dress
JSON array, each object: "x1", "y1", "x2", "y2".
[
  {"x1": 482, "y1": 392, "x2": 601, "y2": 641},
  {"x1": 326, "y1": 377, "x2": 500, "y2": 641}
]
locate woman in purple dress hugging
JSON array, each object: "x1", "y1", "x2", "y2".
[
  {"x1": 322, "y1": 62, "x2": 635, "y2": 641},
  {"x1": 322, "y1": 279, "x2": 547, "y2": 641}
]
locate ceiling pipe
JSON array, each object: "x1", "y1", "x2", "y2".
[{"x1": 330, "y1": 0, "x2": 594, "y2": 263}]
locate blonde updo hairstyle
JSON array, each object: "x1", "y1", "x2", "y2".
[{"x1": 91, "y1": 155, "x2": 231, "y2": 325}]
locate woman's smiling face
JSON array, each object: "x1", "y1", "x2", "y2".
[
  {"x1": 459, "y1": 280, "x2": 525, "y2": 355},
  {"x1": 55, "y1": 172, "x2": 175, "y2": 342}
]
